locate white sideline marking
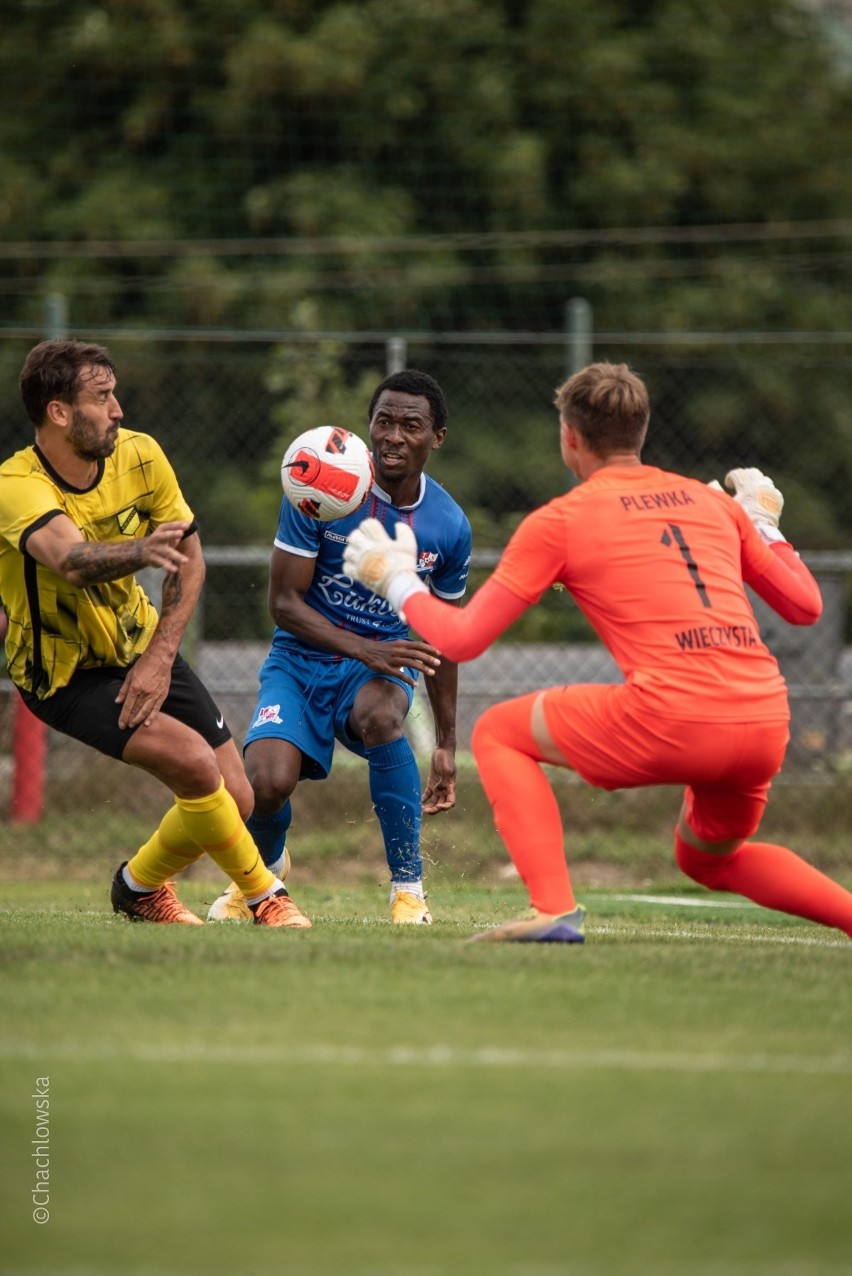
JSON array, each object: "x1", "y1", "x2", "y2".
[
  {"x1": 2, "y1": 1041, "x2": 850, "y2": 1076},
  {"x1": 588, "y1": 922, "x2": 848, "y2": 948},
  {"x1": 598, "y1": 893, "x2": 759, "y2": 909}
]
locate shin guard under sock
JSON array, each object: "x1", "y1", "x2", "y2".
[
  {"x1": 126, "y1": 804, "x2": 205, "y2": 888},
  {"x1": 366, "y1": 738, "x2": 422, "y2": 884},
  {"x1": 176, "y1": 780, "x2": 276, "y2": 900},
  {"x1": 247, "y1": 802, "x2": 293, "y2": 871}
]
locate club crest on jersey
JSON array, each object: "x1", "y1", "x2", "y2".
[
  {"x1": 116, "y1": 506, "x2": 144, "y2": 536},
  {"x1": 417, "y1": 550, "x2": 438, "y2": 572},
  {"x1": 253, "y1": 704, "x2": 283, "y2": 727}
]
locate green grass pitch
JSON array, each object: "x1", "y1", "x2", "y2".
[{"x1": 1, "y1": 877, "x2": 850, "y2": 1276}]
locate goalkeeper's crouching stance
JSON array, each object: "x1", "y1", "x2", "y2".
[{"x1": 343, "y1": 361, "x2": 852, "y2": 943}]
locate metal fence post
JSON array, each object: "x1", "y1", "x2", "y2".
[
  {"x1": 565, "y1": 297, "x2": 593, "y2": 377},
  {"x1": 386, "y1": 337, "x2": 407, "y2": 374}
]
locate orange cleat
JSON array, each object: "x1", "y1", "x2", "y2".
[{"x1": 251, "y1": 889, "x2": 312, "y2": 929}]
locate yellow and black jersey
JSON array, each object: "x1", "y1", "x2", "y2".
[{"x1": 0, "y1": 429, "x2": 195, "y2": 699}]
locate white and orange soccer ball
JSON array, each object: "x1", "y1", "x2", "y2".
[{"x1": 280, "y1": 426, "x2": 375, "y2": 522}]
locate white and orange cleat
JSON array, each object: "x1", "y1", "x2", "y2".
[
  {"x1": 469, "y1": 905, "x2": 586, "y2": 944},
  {"x1": 207, "y1": 849, "x2": 292, "y2": 922}
]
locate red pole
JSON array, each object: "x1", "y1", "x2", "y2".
[{"x1": 11, "y1": 695, "x2": 46, "y2": 824}]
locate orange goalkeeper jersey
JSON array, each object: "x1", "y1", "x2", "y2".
[{"x1": 491, "y1": 464, "x2": 798, "y2": 720}]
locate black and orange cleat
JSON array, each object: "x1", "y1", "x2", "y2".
[
  {"x1": 111, "y1": 862, "x2": 203, "y2": 925},
  {"x1": 250, "y1": 888, "x2": 312, "y2": 929}
]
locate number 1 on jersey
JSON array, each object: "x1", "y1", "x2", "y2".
[{"x1": 661, "y1": 523, "x2": 711, "y2": 608}]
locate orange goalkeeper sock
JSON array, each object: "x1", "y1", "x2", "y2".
[
  {"x1": 126, "y1": 805, "x2": 205, "y2": 888},
  {"x1": 675, "y1": 832, "x2": 852, "y2": 938},
  {"x1": 175, "y1": 779, "x2": 277, "y2": 900},
  {"x1": 472, "y1": 695, "x2": 576, "y2": 915}
]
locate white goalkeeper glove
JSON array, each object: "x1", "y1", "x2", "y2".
[
  {"x1": 712, "y1": 467, "x2": 786, "y2": 544},
  {"x1": 343, "y1": 518, "x2": 427, "y2": 617}
]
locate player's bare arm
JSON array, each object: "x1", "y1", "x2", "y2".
[
  {"x1": 268, "y1": 546, "x2": 441, "y2": 686},
  {"x1": 421, "y1": 653, "x2": 459, "y2": 813},
  {"x1": 419, "y1": 598, "x2": 461, "y2": 813},
  {"x1": 26, "y1": 515, "x2": 191, "y2": 587},
  {"x1": 116, "y1": 531, "x2": 206, "y2": 730}
]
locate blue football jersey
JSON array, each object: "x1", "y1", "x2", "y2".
[{"x1": 271, "y1": 474, "x2": 472, "y2": 655}]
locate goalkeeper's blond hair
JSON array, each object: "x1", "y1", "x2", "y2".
[{"x1": 554, "y1": 362, "x2": 650, "y2": 458}]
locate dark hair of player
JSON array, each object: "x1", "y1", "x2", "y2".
[
  {"x1": 367, "y1": 369, "x2": 449, "y2": 434},
  {"x1": 20, "y1": 340, "x2": 117, "y2": 426}
]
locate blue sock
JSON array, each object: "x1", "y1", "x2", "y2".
[
  {"x1": 365, "y1": 738, "x2": 422, "y2": 884},
  {"x1": 246, "y1": 803, "x2": 292, "y2": 870}
]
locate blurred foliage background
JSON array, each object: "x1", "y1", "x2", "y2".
[
  {"x1": 1, "y1": 0, "x2": 852, "y2": 558},
  {"x1": 1, "y1": 0, "x2": 852, "y2": 805},
  {"x1": 1, "y1": 0, "x2": 851, "y2": 326}
]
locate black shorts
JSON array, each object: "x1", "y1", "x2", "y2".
[{"x1": 18, "y1": 652, "x2": 232, "y2": 761}]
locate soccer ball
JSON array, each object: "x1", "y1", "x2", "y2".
[{"x1": 280, "y1": 426, "x2": 375, "y2": 522}]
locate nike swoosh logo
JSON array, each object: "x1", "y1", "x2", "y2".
[
  {"x1": 243, "y1": 856, "x2": 260, "y2": 876},
  {"x1": 215, "y1": 713, "x2": 224, "y2": 729}
]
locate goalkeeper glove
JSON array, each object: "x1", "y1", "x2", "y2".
[
  {"x1": 719, "y1": 467, "x2": 786, "y2": 543},
  {"x1": 343, "y1": 518, "x2": 427, "y2": 617}
]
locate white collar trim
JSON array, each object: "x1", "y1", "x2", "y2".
[{"x1": 370, "y1": 473, "x2": 426, "y2": 511}]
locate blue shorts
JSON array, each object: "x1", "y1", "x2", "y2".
[{"x1": 244, "y1": 645, "x2": 416, "y2": 780}]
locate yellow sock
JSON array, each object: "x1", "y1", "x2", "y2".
[
  {"x1": 126, "y1": 805, "x2": 205, "y2": 889},
  {"x1": 175, "y1": 779, "x2": 276, "y2": 899}
]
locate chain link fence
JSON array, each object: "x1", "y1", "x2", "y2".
[{"x1": 1, "y1": 329, "x2": 851, "y2": 823}]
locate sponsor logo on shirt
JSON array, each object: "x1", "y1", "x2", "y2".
[
  {"x1": 417, "y1": 550, "x2": 438, "y2": 572},
  {"x1": 674, "y1": 625, "x2": 760, "y2": 651},
  {"x1": 316, "y1": 571, "x2": 396, "y2": 616}
]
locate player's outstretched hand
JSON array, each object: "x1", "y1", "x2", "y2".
[
  {"x1": 723, "y1": 468, "x2": 784, "y2": 529},
  {"x1": 142, "y1": 521, "x2": 192, "y2": 573},
  {"x1": 343, "y1": 518, "x2": 428, "y2": 615}
]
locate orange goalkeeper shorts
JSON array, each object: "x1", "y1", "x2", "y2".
[{"x1": 537, "y1": 683, "x2": 790, "y2": 843}]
